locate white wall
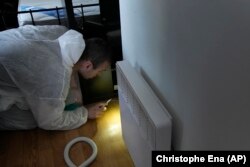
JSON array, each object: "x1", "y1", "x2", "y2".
[{"x1": 119, "y1": 0, "x2": 250, "y2": 150}]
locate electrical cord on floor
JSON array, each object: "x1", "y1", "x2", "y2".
[{"x1": 64, "y1": 137, "x2": 97, "y2": 167}]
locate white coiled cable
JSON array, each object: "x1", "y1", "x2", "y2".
[{"x1": 64, "y1": 137, "x2": 98, "y2": 167}]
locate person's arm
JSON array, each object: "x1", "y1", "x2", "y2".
[
  {"x1": 25, "y1": 95, "x2": 107, "y2": 130},
  {"x1": 25, "y1": 96, "x2": 88, "y2": 130}
]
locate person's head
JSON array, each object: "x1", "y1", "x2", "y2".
[{"x1": 76, "y1": 38, "x2": 112, "y2": 79}]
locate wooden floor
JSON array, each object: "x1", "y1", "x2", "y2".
[{"x1": 0, "y1": 99, "x2": 134, "y2": 167}]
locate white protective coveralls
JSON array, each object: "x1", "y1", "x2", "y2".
[{"x1": 0, "y1": 25, "x2": 88, "y2": 130}]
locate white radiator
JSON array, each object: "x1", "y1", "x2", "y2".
[{"x1": 116, "y1": 60, "x2": 172, "y2": 167}]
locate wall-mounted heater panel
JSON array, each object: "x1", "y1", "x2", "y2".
[{"x1": 116, "y1": 60, "x2": 172, "y2": 167}]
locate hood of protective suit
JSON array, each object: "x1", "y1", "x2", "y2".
[{"x1": 58, "y1": 30, "x2": 85, "y2": 68}]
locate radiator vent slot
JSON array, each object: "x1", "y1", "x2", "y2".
[{"x1": 118, "y1": 68, "x2": 157, "y2": 148}]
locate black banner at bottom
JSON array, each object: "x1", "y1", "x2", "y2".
[{"x1": 152, "y1": 151, "x2": 250, "y2": 167}]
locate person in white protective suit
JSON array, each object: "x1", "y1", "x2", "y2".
[{"x1": 0, "y1": 25, "x2": 111, "y2": 130}]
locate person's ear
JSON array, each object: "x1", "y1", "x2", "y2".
[{"x1": 82, "y1": 60, "x2": 93, "y2": 71}]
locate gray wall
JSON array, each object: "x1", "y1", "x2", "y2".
[{"x1": 119, "y1": 0, "x2": 250, "y2": 150}]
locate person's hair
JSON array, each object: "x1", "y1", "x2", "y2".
[{"x1": 79, "y1": 38, "x2": 112, "y2": 69}]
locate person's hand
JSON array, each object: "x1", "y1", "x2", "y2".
[{"x1": 85, "y1": 102, "x2": 107, "y2": 119}]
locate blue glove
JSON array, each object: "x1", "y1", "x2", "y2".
[{"x1": 64, "y1": 103, "x2": 81, "y2": 111}]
